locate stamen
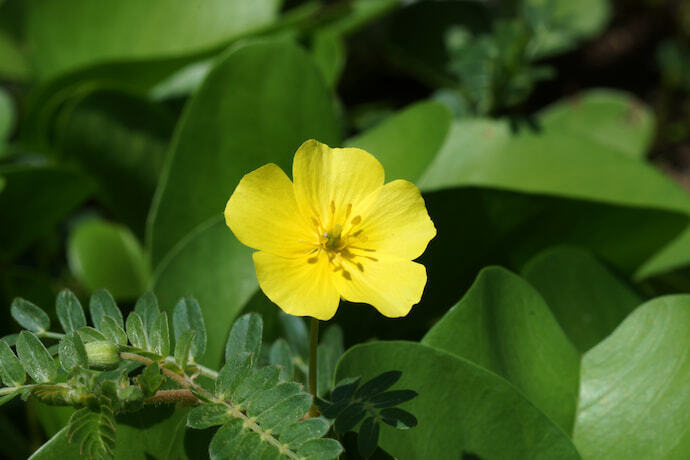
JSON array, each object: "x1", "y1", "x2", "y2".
[
  {"x1": 311, "y1": 216, "x2": 320, "y2": 228},
  {"x1": 345, "y1": 203, "x2": 352, "y2": 220},
  {"x1": 342, "y1": 270, "x2": 352, "y2": 280},
  {"x1": 307, "y1": 257, "x2": 318, "y2": 264},
  {"x1": 330, "y1": 201, "x2": 336, "y2": 215},
  {"x1": 351, "y1": 215, "x2": 362, "y2": 226}
]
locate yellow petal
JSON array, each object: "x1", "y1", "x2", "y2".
[
  {"x1": 225, "y1": 164, "x2": 314, "y2": 257},
  {"x1": 332, "y1": 255, "x2": 427, "y2": 317},
  {"x1": 293, "y1": 139, "x2": 384, "y2": 227},
  {"x1": 253, "y1": 250, "x2": 340, "y2": 320},
  {"x1": 356, "y1": 179, "x2": 436, "y2": 260}
]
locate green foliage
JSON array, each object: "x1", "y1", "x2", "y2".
[
  {"x1": 67, "y1": 219, "x2": 150, "y2": 300},
  {"x1": 172, "y1": 297, "x2": 206, "y2": 360},
  {"x1": 572, "y1": 295, "x2": 690, "y2": 458},
  {"x1": 422, "y1": 267, "x2": 580, "y2": 432},
  {"x1": 317, "y1": 372, "x2": 417, "y2": 459},
  {"x1": 0, "y1": 339, "x2": 25, "y2": 386},
  {"x1": 66, "y1": 406, "x2": 116, "y2": 460},
  {"x1": 56, "y1": 290, "x2": 87, "y2": 334},
  {"x1": 0, "y1": 290, "x2": 343, "y2": 459},
  {"x1": 11, "y1": 298, "x2": 50, "y2": 333},
  {"x1": 16, "y1": 331, "x2": 57, "y2": 383},
  {"x1": 182, "y1": 313, "x2": 344, "y2": 460}
]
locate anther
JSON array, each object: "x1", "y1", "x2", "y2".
[
  {"x1": 351, "y1": 215, "x2": 362, "y2": 226},
  {"x1": 307, "y1": 257, "x2": 318, "y2": 264},
  {"x1": 330, "y1": 201, "x2": 336, "y2": 214}
]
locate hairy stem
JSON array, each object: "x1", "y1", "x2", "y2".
[
  {"x1": 308, "y1": 317, "x2": 319, "y2": 417},
  {"x1": 120, "y1": 350, "x2": 301, "y2": 459},
  {"x1": 144, "y1": 389, "x2": 198, "y2": 406}
]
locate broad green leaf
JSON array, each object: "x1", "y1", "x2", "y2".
[
  {"x1": 573, "y1": 295, "x2": 690, "y2": 458},
  {"x1": 636, "y1": 225, "x2": 690, "y2": 279},
  {"x1": 172, "y1": 297, "x2": 206, "y2": 360},
  {"x1": 174, "y1": 330, "x2": 195, "y2": 371},
  {"x1": 134, "y1": 292, "x2": 160, "y2": 336},
  {"x1": 148, "y1": 40, "x2": 340, "y2": 265},
  {"x1": 153, "y1": 218, "x2": 255, "y2": 368},
  {"x1": 150, "y1": 313, "x2": 170, "y2": 357},
  {"x1": 99, "y1": 316, "x2": 128, "y2": 346},
  {"x1": 0, "y1": 87, "x2": 12, "y2": 147},
  {"x1": 89, "y1": 289, "x2": 124, "y2": 330},
  {"x1": 524, "y1": 0, "x2": 610, "y2": 58},
  {"x1": 269, "y1": 339, "x2": 294, "y2": 381},
  {"x1": 0, "y1": 166, "x2": 93, "y2": 259},
  {"x1": 55, "y1": 289, "x2": 86, "y2": 334},
  {"x1": 57, "y1": 332, "x2": 87, "y2": 371},
  {"x1": 67, "y1": 219, "x2": 150, "y2": 300},
  {"x1": 311, "y1": 32, "x2": 345, "y2": 88},
  {"x1": 216, "y1": 352, "x2": 252, "y2": 402},
  {"x1": 336, "y1": 342, "x2": 581, "y2": 459},
  {"x1": 54, "y1": 90, "x2": 173, "y2": 235},
  {"x1": 537, "y1": 90, "x2": 653, "y2": 159},
  {"x1": 126, "y1": 312, "x2": 148, "y2": 350},
  {"x1": 24, "y1": 0, "x2": 282, "y2": 79},
  {"x1": 0, "y1": 30, "x2": 28, "y2": 81},
  {"x1": 16, "y1": 331, "x2": 57, "y2": 383},
  {"x1": 225, "y1": 313, "x2": 262, "y2": 364},
  {"x1": 418, "y1": 113, "x2": 690, "y2": 217},
  {"x1": 0, "y1": 339, "x2": 25, "y2": 386},
  {"x1": 522, "y1": 246, "x2": 642, "y2": 352},
  {"x1": 30, "y1": 407, "x2": 189, "y2": 460},
  {"x1": 346, "y1": 100, "x2": 452, "y2": 182},
  {"x1": 187, "y1": 404, "x2": 232, "y2": 430},
  {"x1": 422, "y1": 266, "x2": 580, "y2": 432},
  {"x1": 10, "y1": 298, "x2": 50, "y2": 332}
]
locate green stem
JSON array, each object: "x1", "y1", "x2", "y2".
[
  {"x1": 37, "y1": 331, "x2": 64, "y2": 340},
  {"x1": 308, "y1": 317, "x2": 319, "y2": 417}
]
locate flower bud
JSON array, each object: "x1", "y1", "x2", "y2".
[{"x1": 84, "y1": 341, "x2": 120, "y2": 370}]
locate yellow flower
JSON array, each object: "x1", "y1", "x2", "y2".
[{"x1": 224, "y1": 139, "x2": 436, "y2": 321}]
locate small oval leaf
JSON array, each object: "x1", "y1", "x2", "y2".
[
  {"x1": 16, "y1": 331, "x2": 57, "y2": 383},
  {"x1": 0, "y1": 339, "x2": 25, "y2": 386},
  {"x1": 11, "y1": 298, "x2": 50, "y2": 332},
  {"x1": 56, "y1": 289, "x2": 86, "y2": 334}
]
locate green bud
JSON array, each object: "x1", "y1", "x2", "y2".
[{"x1": 84, "y1": 341, "x2": 120, "y2": 370}]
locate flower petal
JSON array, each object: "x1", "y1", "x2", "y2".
[
  {"x1": 333, "y1": 256, "x2": 427, "y2": 318},
  {"x1": 293, "y1": 139, "x2": 384, "y2": 227},
  {"x1": 225, "y1": 164, "x2": 314, "y2": 257},
  {"x1": 356, "y1": 179, "x2": 436, "y2": 260},
  {"x1": 253, "y1": 251, "x2": 340, "y2": 320}
]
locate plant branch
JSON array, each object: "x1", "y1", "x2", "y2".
[
  {"x1": 119, "y1": 350, "x2": 302, "y2": 459},
  {"x1": 144, "y1": 389, "x2": 198, "y2": 406}
]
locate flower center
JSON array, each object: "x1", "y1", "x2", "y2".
[{"x1": 307, "y1": 201, "x2": 376, "y2": 279}]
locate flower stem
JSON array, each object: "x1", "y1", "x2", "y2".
[{"x1": 308, "y1": 317, "x2": 319, "y2": 417}]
